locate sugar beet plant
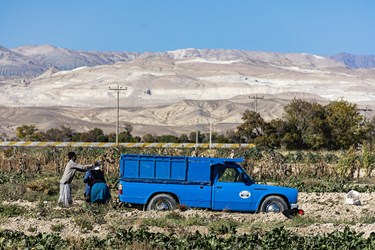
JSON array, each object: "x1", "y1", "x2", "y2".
[{"x1": 1, "y1": 226, "x2": 375, "y2": 249}]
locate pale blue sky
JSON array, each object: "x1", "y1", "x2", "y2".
[{"x1": 1, "y1": 0, "x2": 374, "y2": 55}]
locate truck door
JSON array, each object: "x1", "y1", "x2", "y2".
[{"x1": 212, "y1": 165, "x2": 252, "y2": 211}]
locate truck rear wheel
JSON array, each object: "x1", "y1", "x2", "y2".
[
  {"x1": 147, "y1": 194, "x2": 177, "y2": 211},
  {"x1": 260, "y1": 195, "x2": 288, "y2": 213}
]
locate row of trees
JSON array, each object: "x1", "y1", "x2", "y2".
[
  {"x1": 237, "y1": 99, "x2": 374, "y2": 150},
  {"x1": 12, "y1": 124, "x2": 237, "y2": 144},
  {"x1": 5, "y1": 99, "x2": 375, "y2": 150}
]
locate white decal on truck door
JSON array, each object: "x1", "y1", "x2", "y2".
[{"x1": 239, "y1": 190, "x2": 251, "y2": 199}]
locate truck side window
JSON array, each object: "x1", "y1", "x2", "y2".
[{"x1": 217, "y1": 167, "x2": 241, "y2": 182}]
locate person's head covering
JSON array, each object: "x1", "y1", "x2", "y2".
[
  {"x1": 68, "y1": 152, "x2": 76, "y2": 160},
  {"x1": 93, "y1": 161, "x2": 101, "y2": 170}
]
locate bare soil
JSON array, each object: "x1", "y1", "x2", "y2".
[{"x1": 1, "y1": 192, "x2": 375, "y2": 239}]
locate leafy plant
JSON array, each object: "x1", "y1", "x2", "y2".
[
  {"x1": 51, "y1": 223, "x2": 64, "y2": 233},
  {"x1": 0, "y1": 204, "x2": 25, "y2": 218}
]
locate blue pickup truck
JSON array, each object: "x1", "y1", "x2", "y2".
[{"x1": 118, "y1": 154, "x2": 300, "y2": 213}]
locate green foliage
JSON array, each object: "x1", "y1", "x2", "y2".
[
  {"x1": 16, "y1": 124, "x2": 45, "y2": 141},
  {"x1": 1, "y1": 226, "x2": 374, "y2": 249},
  {"x1": 51, "y1": 223, "x2": 64, "y2": 232},
  {"x1": 0, "y1": 204, "x2": 24, "y2": 218},
  {"x1": 45, "y1": 126, "x2": 76, "y2": 141},
  {"x1": 0, "y1": 229, "x2": 67, "y2": 249},
  {"x1": 234, "y1": 98, "x2": 372, "y2": 150},
  {"x1": 236, "y1": 110, "x2": 266, "y2": 142},
  {"x1": 73, "y1": 205, "x2": 109, "y2": 232},
  {"x1": 208, "y1": 219, "x2": 239, "y2": 235},
  {"x1": 26, "y1": 177, "x2": 59, "y2": 195},
  {"x1": 326, "y1": 100, "x2": 364, "y2": 149}
]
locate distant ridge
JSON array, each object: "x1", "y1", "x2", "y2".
[
  {"x1": 0, "y1": 45, "x2": 374, "y2": 137},
  {"x1": 0, "y1": 45, "x2": 45, "y2": 77},
  {"x1": 0, "y1": 44, "x2": 354, "y2": 78},
  {"x1": 12, "y1": 44, "x2": 138, "y2": 71},
  {"x1": 331, "y1": 53, "x2": 375, "y2": 68}
]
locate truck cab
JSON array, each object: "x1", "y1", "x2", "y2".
[{"x1": 118, "y1": 154, "x2": 299, "y2": 213}]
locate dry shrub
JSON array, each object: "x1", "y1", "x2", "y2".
[{"x1": 26, "y1": 177, "x2": 59, "y2": 195}]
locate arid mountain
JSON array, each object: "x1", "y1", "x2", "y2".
[
  {"x1": 12, "y1": 45, "x2": 139, "y2": 71},
  {"x1": 331, "y1": 53, "x2": 375, "y2": 69},
  {"x1": 0, "y1": 45, "x2": 374, "y2": 138},
  {"x1": 0, "y1": 45, "x2": 45, "y2": 78}
]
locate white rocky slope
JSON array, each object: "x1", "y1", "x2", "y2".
[
  {"x1": 0, "y1": 46, "x2": 45, "y2": 78},
  {"x1": 0, "y1": 48, "x2": 374, "y2": 137},
  {"x1": 12, "y1": 45, "x2": 139, "y2": 71}
]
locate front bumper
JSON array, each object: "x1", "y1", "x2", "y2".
[{"x1": 290, "y1": 203, "x2": 299, "y2": 209}]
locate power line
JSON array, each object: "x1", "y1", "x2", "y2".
[{"x1": 109, "y1": 85, "x2": 127, "y2": 146}]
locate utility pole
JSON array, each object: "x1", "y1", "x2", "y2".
[
  {"x1": 196, "y1": 105, "x2": 202, "y2": 146},
  {"x1": 209, "y1": 113, "x2": 212, "y2": 149},
  {"x1": 249, "y1": 95, "x2": 264, "y2": 113},
  {"x1": 196, "y1": 117, "x2": 199, "y2": 145},
  {"x1": 109, "y1": 85, "x2": 127, "y2": 146},
  {"x1": 209, "y1": 113, "x2": 221, "y2": 149}
]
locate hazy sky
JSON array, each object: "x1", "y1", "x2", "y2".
[{"x1": 1, "y1": 0, "x2": 374, "y2": 55}]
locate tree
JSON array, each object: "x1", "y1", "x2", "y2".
[
  {"x1": 189, "y1": 131, "x2": 204, "y2": 143},
  {"x1": 236, "y1": 110, "x2": 265, "y2": 142},
  {"x1": 80, "y1": 128, "x2": 108, "y2": 142},
  {"x1": 282, "y1": 99, "x2": 313, "y2": 149},
  {"x1": 118, "y1": 131, "x2": 133, "y2": 142},
  {"x1": 326, "y1": 99, "x2": 364, "y2": 149},
  {"x1": 123, "y1": 123, "x2": 133, "y2": 134},
  {"x1": 157, "y1": 135, "x2": 180, "y2": 143},
  {"x1": 45, "y1": 126, "x2": 76, "y2": 141},
  {"x1": 282, "y1": 99, "x2": 330, "y2": 149},
  {"x1": 302, "y1": 103, "x2": 330, "y2": 149},
  {"x1": 225, "y1": 130, "x2": 241, "y2": 143},
  {"x1": 16, "y1": 124, "x2": 45, "y2": 141},
  {"x1": 179, "y1": 134, "x2": 189, "y2": 143},
  {"x1": 142, "y1": 134, "x2": 156, "y2": 142}
]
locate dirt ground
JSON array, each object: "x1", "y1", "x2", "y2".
[{"x1": 1, "y1": 192, "x2": 375, "y2": 239}]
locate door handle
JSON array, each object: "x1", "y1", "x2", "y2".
[{"x1": 216, "y1": 186, "x2": 222, "y2": 189}]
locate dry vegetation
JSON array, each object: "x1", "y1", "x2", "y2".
[{"x1": 1, "y1": 147, "x2": 375, "y2": 248}]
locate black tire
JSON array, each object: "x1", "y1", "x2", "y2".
[
  {"x1": 259, "y1": 195, "x2": 288, "y2": 213},
  {"x1": 146, "y1": 194, "x2": 177, "y2": 211}
]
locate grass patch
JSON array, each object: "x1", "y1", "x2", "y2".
[
  {"x1": 165, "y1": 211, "x2": 184, "y2": 220},
  {"x1": 141, "y1": 217, "x2": 171, "y2": 228},
  {"x1": 74, "y1": 215, "x2": 94, "y2": 232},
  {"x1": 208, "y1": 218, "x2": 239, "y2": 235},
  {"x1": 183, "y1": 214, "x2": 208, "y2": 226},
  {"x1": 0, "y1": 204, "x2": 25, "y2": 218},
  {"x1": 287, "y1": 215, "x2": 320, "y2": 227},
  {"x1": 26, "y1": 177, "x2": 59, "y2": 195},
  {"x1": 51, "y1": 223, "x2": 64, "y2": 233},
  {"x1": 73, "y1": 204, "x2": 110, "y2": 233}
]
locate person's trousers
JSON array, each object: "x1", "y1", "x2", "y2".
[{"x1": 58, "y1": 183, "x2": 72, "y2": 207}]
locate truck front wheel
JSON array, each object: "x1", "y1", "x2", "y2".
[
  {"x1": 147, "y1": 194, "x2": 177, "y2": 211},
  {"x1": 259, "y1": 196, "x2": 288, "y2": 213}
]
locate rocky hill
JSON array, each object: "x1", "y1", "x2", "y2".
[
  {"x1": 331, "y1": 53, "x2": 375, "y2": 68},
  {"x1": 0, "y1": 45, "x2": 45, "y2": 78},
  {"x1": 0, "y1": 45, "x2": 374, "y2": 138}
]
